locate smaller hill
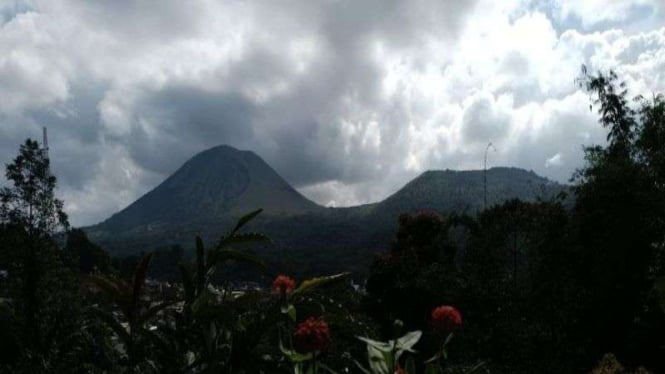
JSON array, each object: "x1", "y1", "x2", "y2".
[{"x1": 370, "y1": 167, "x2": 564, "y2": 219}]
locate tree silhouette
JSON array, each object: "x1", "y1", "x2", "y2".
[
  {"x1": 0, "y1": 138, "x2": 68, "y2": 235},
  {"x1": 574, "y1": 67, "x2": 665, "y2": 370}
]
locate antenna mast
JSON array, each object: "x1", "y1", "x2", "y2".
[{"x1": 42, "y1": 127, "x2": 49, "y2": 157}]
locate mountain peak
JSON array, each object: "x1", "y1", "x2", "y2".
[
  {"x1": 94, "y1": 144, "x2": 321, "y2": 232},
  {"x1": 196, "y1": 144, "x2": 252, "y2": 157}
]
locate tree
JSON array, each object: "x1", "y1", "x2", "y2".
[
  {"x1": 461, "y1": 200, "x2": 581, "y2": 373},
  {"x1": 365, "y1": 210, "x2": 460, "y2": 346},
  {"x1": 65, "y1": 228, "x2": 112, "y2": 274},
  {"x1": 575, "y1": 67, "x2": 665, "y2": 370},
  {"x1": 0, "y1": 139, "x2": 92, "y2": 372},
  {"x1": 0, "y1": 138, "x2": 69, "y2": 235}
]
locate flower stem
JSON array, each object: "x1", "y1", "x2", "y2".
[{"x1": 313, "y1": 352, "x2": 319, "y2": 374}]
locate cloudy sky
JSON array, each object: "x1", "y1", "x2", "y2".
[{"x1": 1, "y1": 0, "x2": 665, "y2": 226}]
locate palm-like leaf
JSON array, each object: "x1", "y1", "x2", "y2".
[
  {"x1": 130, "y1": 252, "x2": 155, "y2": 322},
  {"x1": 196, "y1": 236, "x2": 206, "y2": 294},
  {"x1": 174, "y1": 210, "x2": 272, "y2": 372},
  {"x1": 209, "y1": 248, "x2": 267, "y2": 272},
  {"x1": 86, "y1": 253, "x2": 159, "y2": 334},
  {"x1": 92, "y1": 308, "x2": 131, "y2": 346},
  {"x1": 293, "y1": 272, "x2": 351, "y2": 295},
  {"x1": 85, "y1": 275, "x2": 132, "y2": 318},
  {"x1": 217, "y1": 232, "x2": 270, "y2": 249},
  {"x1": 231, "y1": 208, "x2": 263, "y2": 234},
  {"x1": 138, "y1": 301, "x2": 177, "y2": 326},
  {"x1": 179, "y1": 263, "x2": 195, "y2": 304}
]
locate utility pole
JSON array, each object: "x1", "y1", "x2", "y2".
[{"x1": 484, "y1": 142, "x2": 496, "y2": 210}]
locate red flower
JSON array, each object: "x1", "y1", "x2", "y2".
[
  {"x1": 293, "y1": 317, "x2": 331, "y2": 353},
  {"x1": 431, "y1": 305, "x2": 462, "y2": 333},
  {"x1": 272, "y1": 275, "x2": 296, "y2": 294},
  {"x1": 394, "y1": 365, "x2": 408, "y2": 374}
]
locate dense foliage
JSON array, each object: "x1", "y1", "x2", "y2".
[{"x1": 1, "y1": 68, "x2": 665, "y2": 373}]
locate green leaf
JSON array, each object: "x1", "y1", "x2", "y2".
[
  {"x1": 353, "y1": 359, "x2": 371, "y2": 374},
  {"x1": 231, "y1": 208, "x2": 263, "y2": 234},
  {"x1": 424, "y1": 351, "x2": 442, "y2": 365},
  {"x1": 382, "y1": 349, "x2": 394, "y2": 374},
  {"x1": 179, "y1": 263, "x2": 195, "y2": 304},
  {"x1": 196, "y1": 236, "x2": 206, "y2": 292},
  {"x1": 143, "y1": 328, "x2": 177, "y2": 362},
  {"x1": 281, "y1": 303, "x2": 297, "y2": 322},
  {"x1": 405, "y1": 357, "x2": 416, "y2": 374},
  {"x1": 138, "y1": 300, "x2": 177, "y2": 325},
  {"x1": 357, "y1": 336, "x2": 393, "y2": 352},
  {"x1": 84, "y1": 275, "x2": 132, "y2": 318},
  {"x1": 131, "y1": 252, "x2": 155, "y2": 319},
  {"x1": 232, "y1": 290, "x2": 266, "y2": 308},
  {"x1": 318, "y1": 362, "x2": 340, "y2": 374},
  {"x1": 443, "y1": 332, "x2": 454, "y2": 347},
  {"x1": 293, "y1": 273, "x2": 351, "y2": 295},
  {"x1": 279, "y1": 340, "x2": 313, "y2": 363},
  {"x1": 287, "y1": 352, "x2": 313, "y2": 363},
  {"x1": 217, "y1": 232, "x2": 270, "y2": 249},
  {"x1": 93, "y1": 309, "x2": 131, "y2": 347},
  {"x1": 191, "y1": 290, "x2": 217, "y2": 316},
  {"x1": 468, "y1": 361, "x2": 488, "y2": 373},
  {"x1": 366, "y1": 345, "x2": 390, "y2": 374},
  {"x1": 396, "y1": 330, "x2": 422, "y2": 352}
]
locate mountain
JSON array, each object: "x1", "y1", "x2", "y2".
[
  {"x1": 370, "y1": 167, "x2": 563, "y2": 220},
  {"x1": 252, "y1": 166, "x2": 565, "y2": 273},
  {"x1": 86, "y1": 145, "x2": 322, "y2": 248},
  {"x1": 85, "y1": 145, "x2": 566, "y2": 274}
]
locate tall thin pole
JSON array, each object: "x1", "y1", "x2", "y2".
[{"x1": 484, "y1": 142, "x2": 495, "y2": 210}]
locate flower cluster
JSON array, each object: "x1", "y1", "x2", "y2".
[
  {"x1": 394, "y1": 365, "x2": 408, "y2": 374},
  {"x1": 293, "y1": 317, "x2": 331, "y2": 353},
  {"x1": 431, "y1": 305, "x2": 462, "y2": 334},
  {"x1": 272, "y1": 275, "x2": 296, "y2": 294}
]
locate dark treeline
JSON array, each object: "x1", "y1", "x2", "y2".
[{"x1": 1, "y1": 69, "x2": 665, "y2": 373}]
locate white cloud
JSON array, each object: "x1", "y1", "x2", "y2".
[
  {"x1": 545, "y1": 153, "x2": 563, "y2": 168},
  {"x1": 1, "y1": 0, "x2": 664, "y2": 226}
]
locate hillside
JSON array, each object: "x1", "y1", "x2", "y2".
[
  {"x1": 86, "y1": 145, "x2": 322, "y2": 250},
  {"x1": 371, "y1": 167, "x2": 563, "y2": 220},
  {"x1": 250, "y1": 167, "x2": 566, "y2": 275},
  {"x1": 85, "y1": 145, "x2": 566, "y2": 270}
]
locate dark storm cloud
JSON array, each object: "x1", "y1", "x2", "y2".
[
  {"x1": 27, "y1": 83, "x2": 106, "y2": 190},
  {"x1": 119, "y1": 86, "x2": 257, "y2": 176},
  {"x1": 1, "y1": 0, "x2": 665, "y2": 225},
  {"x1": 234, "y1": 0, "x2": 480, "y2": 186}
]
